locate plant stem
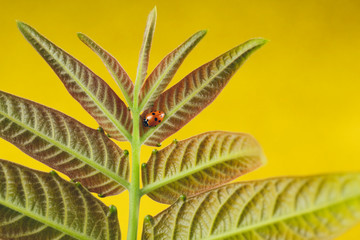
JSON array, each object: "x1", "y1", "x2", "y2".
[{"x1": 127, "y1": 107, "x2": 141, "y2": 240}]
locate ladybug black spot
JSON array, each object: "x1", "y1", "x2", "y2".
[
  {"x1": 154, "y1": 118, "x2": 158, "y2": 121},
  {"x1": 158, "y1": 120, "x2": 161, "y2": 122},
  {"x1": 152, "y1": 112, "x2": 155, "y2": 115}
]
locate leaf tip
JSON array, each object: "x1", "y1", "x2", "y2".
[
  {"x1": 75, "y1": 182, "x2": 82, "y2": 188},
  {"x1": 106, "y1": 133, "x2": 111, "y2": 138},
  {"x1": 142, "y1": 163, "x2": 147, "y2": 169},
  {"x1": 124, "y1": 149, "x2": 129, "y2": 156},
  {"x1": 77, "y1": 32, "x2": 85, "y2": 39},
  {"x1": 173, "y1": 139, "x2": 178, "y2": 144},
  {"x1": 151, "y1": 6, "x2": 157, "y2": 15},
  {"x1": 156, "y1": 143, "x2": 162, "y2": 147},
  {"x1": 260, "y1": 151, "x2": 267, "y2": 165},
  {"x1": 16, "y1": 20, "x2": 29, "y2": 33},
  {"x1": 152, "y1": 149, "x2": 158, "y2": 154},
  {"x1": 199, "y1": 29, "x2": 208, "y2": 36},
  {"x1": 252, "y1": 38, "x2": 269, "y2": 47}
]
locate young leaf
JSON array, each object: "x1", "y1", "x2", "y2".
[
  {"x1": 138, "y1": 30, "x2": 207, "y2": 111},
  {"x1": 141, "y1": 131, "x2": 266, "y2": 204},
  {"x1": 134, "y1": 7, "x2": 157, "y2": 93},
  {"x1": 140, "y1": 38, "x2": 267, "y2": 146},
  {"x1": 142, "y1": 173, "x2": 360, "y2": 240},
  {"x1": 0, "y1": 159, "x2": 120, "y2": 240},
  {"x1": 0, "y1": 91, "x2": 129, "y2": 196},
  {"x1": 77, "y1": 33, "x2": 134, "y2": 106},
  {"x1": 17, "y1": 21, "x2": 132, "y2": 142}
]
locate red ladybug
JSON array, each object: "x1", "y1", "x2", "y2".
[{"x1": 143, "y1": 111, "x2": 165, "y2": 127}]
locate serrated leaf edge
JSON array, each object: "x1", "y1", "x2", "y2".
[
  {"x1": 203, "y1": 192, "x2": 359, "y2": 240},
  {"x1": 0, "y1": 168, "x2": 97, "y2": 240},
  {"x1": 140, "y1": 38, "x2": 267, "y2": 144},
  {"x1": 138, "y1": 30, "x2": 207, "y2": 112}
]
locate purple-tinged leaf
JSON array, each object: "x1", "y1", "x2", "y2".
[
  {"x1": 77, "y1": 33, "x2": 134, "y2": 106},
  {"x1": 0, "y1": 91, "x2": 129, "y2": 196},
  {"x1": 0, "y1": 159, "x2": 120, "y2": 240},
  {"x1": 134, "y1": 7, "x2": 157, "y2": 95},
  {"x1": 138, "y1": 30, "x2": 207, "y2": 111},
  {"x1": 141, "y1": 38, "x2": 267, "y2": 146},
  {"x1": 17, "y1": 21, "x2": 132, "y2": 142},
  {"x1": 141, "y1": 131, "x2": 266, "y2": 204}
]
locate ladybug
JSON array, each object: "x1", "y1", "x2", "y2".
[{"x1": 143, "y1": 111, "x2": 165, "y2": 127}]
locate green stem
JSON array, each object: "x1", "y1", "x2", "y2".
[
  {"x1": 127, "y1": 109, "x2": 141, "y2": 240},
  {"x1": 127, "y1": 70, "x2": 142, "y2": 239}
]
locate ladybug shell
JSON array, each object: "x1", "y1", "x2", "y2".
[{"x1": 143, "y1": 111, "x2": 165, "y2": 127}]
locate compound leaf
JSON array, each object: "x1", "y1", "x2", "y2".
[
  {"x1": 142, "y1": 173, "x2": 360, "y2": 240},
  {"x1": 17, "y1": 21, "x2": 132, "y2": 142},
  {"x1": 0, "y1": 91, "x2": 129, "y2": 196},
  {"x1": 138, "y1": 30, "x2": 206, "y2": 111},
  {"x1": 77, "y1": 33, "x2": 134, "y2": 106},
  {"x1": 0, "y1": 159, "x2": 121, "y2": 240},
  {"x1": 141, "y1": 38, "x2": 267, "y2": 146},
  {"x1": 141, "y1": 131, "x2": 266, "y2": 204}
]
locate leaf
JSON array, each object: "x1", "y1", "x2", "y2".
[
  {"x1": 0, "y1": 90, "x2": 129, "y2": 196},
  {"x1": 142, "y1": 173, "x2": 360, "y2": 240},
  {"x1": 17, "y1": 21, "x2": 132, "y2": 142},
  {"x1": 0, "y1": 159, "x2": 121, "y2": 240},
  {"x1": 141, "y1": 131, "x2": 266, "y2": 204},
  {"x1": 135, "y1": 7, "x2": 157, "y2": 92},
  {"x1": 77, "y1": 33, "x2": 134, "y2": 106},
  {"x1": 140, "y1": 38, "x2": 267, "y2": 146},
  {"x1": 138, "y1": 30, "x2": 207, "y2": 112}
]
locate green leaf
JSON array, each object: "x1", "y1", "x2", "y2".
[
  {"x1": 0, "y1": 159, "x2": 120, "y2": 240},
  {"x1": 0, "y1": 91, "x2": 129, "y2": 196},
  {"x1": 138, "y1": 30, "x2": 207, "y2": 112},
  {"x1": 140, "y1": 38, "x2": 267, "y2": 146},
  {"x1": 142, "y1": 173, "x2": 360, "y2": 240},
  {"x1": 134, "y1": 7, "x2": 157, "y2": 94},
  {"x1": 17, "y1": 21, "x2": 132, "y2": 142},
  {"x1": 141, "y1": 131, "x2": 266, "y2": 204},
  {"x1": 77, "y1": 33, "x2": 134, "y2": 106}
]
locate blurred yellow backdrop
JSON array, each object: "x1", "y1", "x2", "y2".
[{"x1": 1, "y1": 0, "x2": 360, "y2": 239}]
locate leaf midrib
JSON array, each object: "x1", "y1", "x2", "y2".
[
  {"x1": 24, "y1": 25, "x2": 132, "y2": 141},
  {"x1": 141, "y1": 149, "x2": 261, "y2": 195},
  {"x1": 0, "y1": 192, "x2": 91, "y2": 240},
  {"x1": 140, "y1": 41, "x2": 261, "y2": 144},
  {"x1": 0, "y1": 110, "x2": 130, "y2": 189},
  {"x1": 203, "y1": 192, "x2": 360, "y2": 240}
]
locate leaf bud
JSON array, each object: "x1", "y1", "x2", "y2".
[
  {"x1": 97, "y1": 127, "x2": 104, "y2": 133},
  {"x1": 179, "y1": 195, "x2": 186, "y2": 201}
]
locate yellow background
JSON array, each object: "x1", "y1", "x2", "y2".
[{"x1": 1, "y1": 0, "x2": 360, "y2": 239}]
